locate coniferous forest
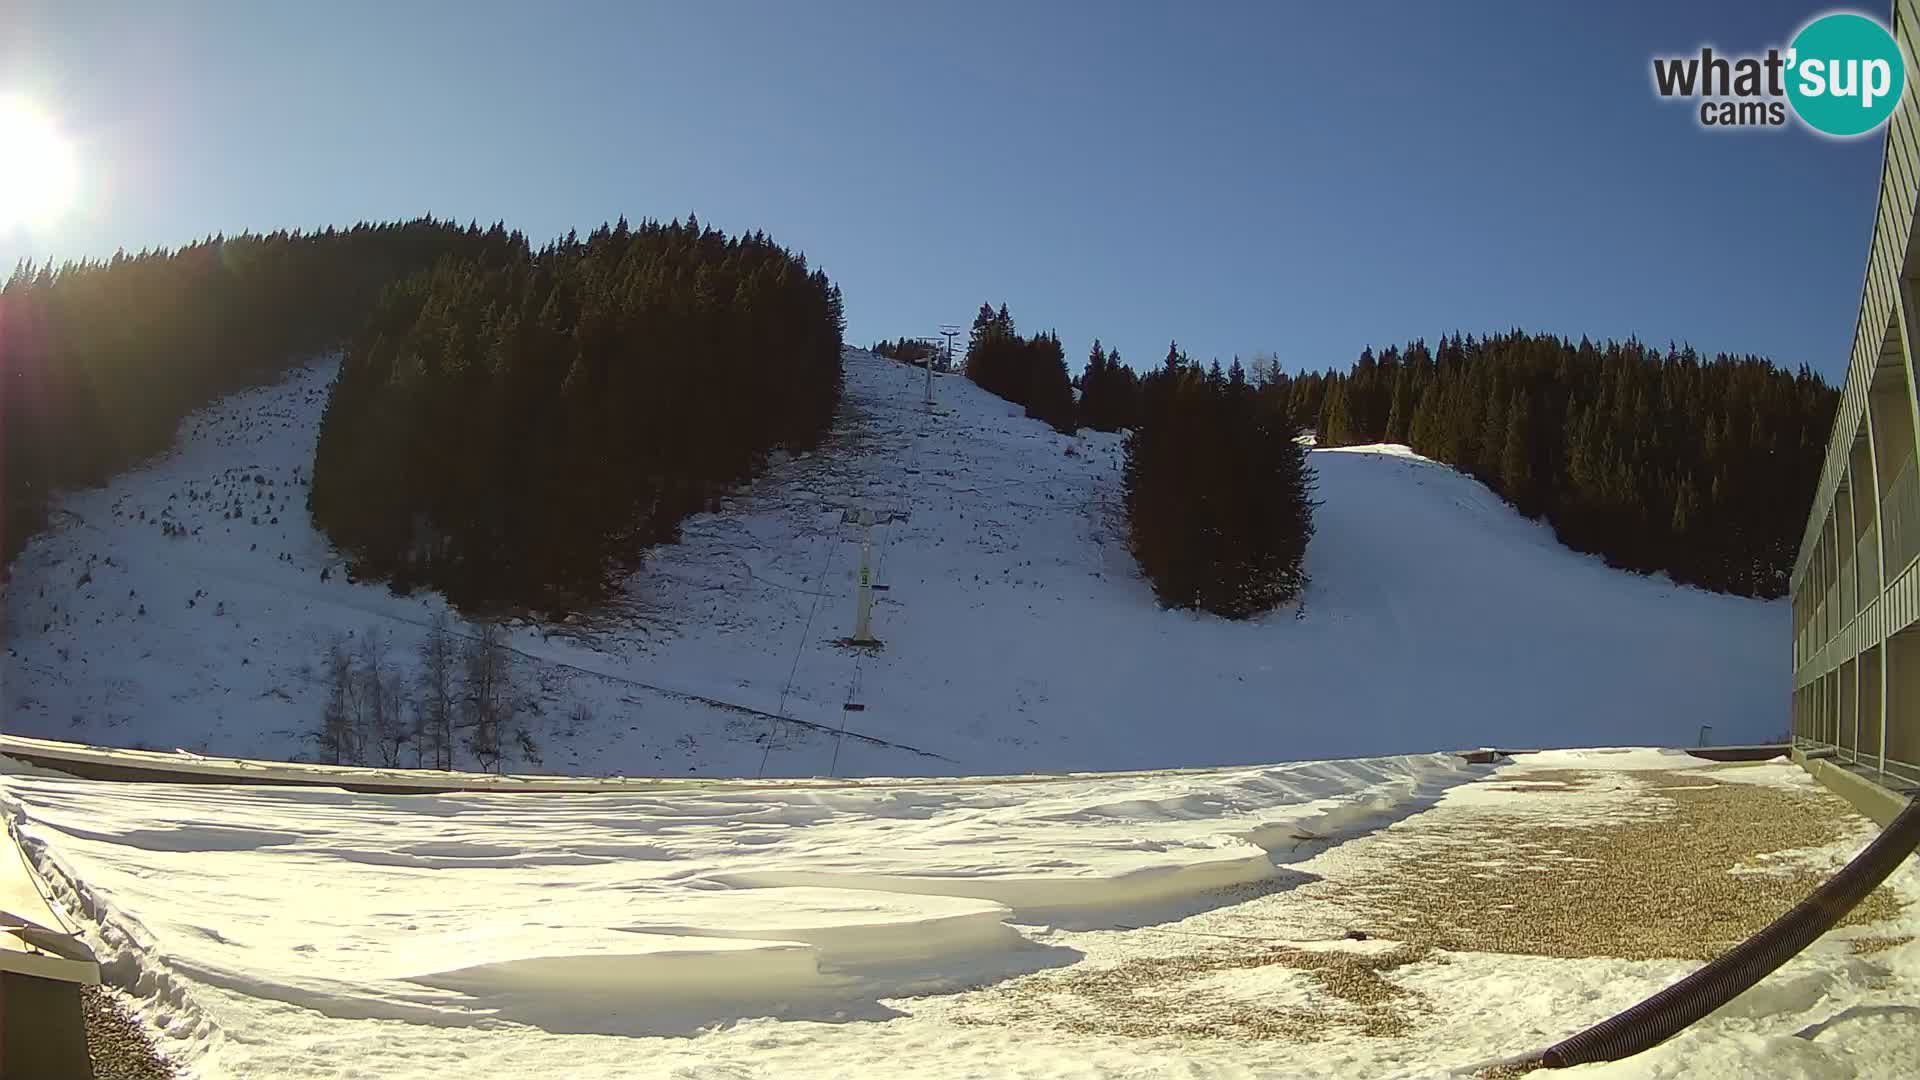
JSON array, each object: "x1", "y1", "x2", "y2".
[
  {"x1": 1271, "y1": 332, "x2": 1835, "y2": 598},
  {"x1": 1077, "y1": 339, "x2": 1142, "y2": 433},
  {"x1": 309, "y1": 217, "x2": 845, "y2": 613},
  {"x1": 1124, "y1": 345, "x2": 1317, "y2": 617},
  {"x1": 871, "y1": 337, "x2": 940, "y2": 365},
  {"x1": 963, "y1": 303, "x2": 1076, "y2": 433},
  {"x1": 0, "y1": 220, "x2": 486, "y2": 569}
]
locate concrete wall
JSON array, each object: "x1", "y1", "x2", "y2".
[{"x1": 0, "y1": 972, "x2": 93, "y2": 1080}]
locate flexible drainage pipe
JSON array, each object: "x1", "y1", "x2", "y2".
[{"x1": 1518, "y1": 794, "x2": 1920, "y2": 1070}]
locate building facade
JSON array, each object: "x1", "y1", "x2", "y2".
[{"x1": 1790, "y1": 0, "x2": 1920, "y2": 788}]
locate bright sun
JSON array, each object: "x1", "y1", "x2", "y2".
[{"x1": 0, "y1": 96, "x2": 79, "y2": 232}]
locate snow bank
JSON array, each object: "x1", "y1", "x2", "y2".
[
  {"x1": 1511, "y1": 746, "x2": 1753, "y2": 771},
  {"x1": 1, "y1": 749, "x2": 1480, "y2": 1069}
]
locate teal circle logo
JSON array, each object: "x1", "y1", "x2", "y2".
[{"x1": 1786, "y1": 13, "x2": 1907, "y2": 136}]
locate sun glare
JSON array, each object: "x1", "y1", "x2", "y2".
[{"x1": 0, "y1": 96, "x2": 79, "y2": 232}]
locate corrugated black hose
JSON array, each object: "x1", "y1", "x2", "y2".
[{"x1": 1514, "y1": 794, "x2": 1920, "y2": 1070}]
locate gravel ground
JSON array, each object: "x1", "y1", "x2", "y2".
[
  {"x1": 82, "y1": 985, "x2": 175, "y2": 1080},
  {"x1": 1850, "y1": 934, "x2": 1916, "y2": 955},
  {"x1": 956, "y1": 941, "x2": 1435, "y2": 1042},
  {"x1": 1329, "y1": 767, "x2": 1903, "y2": 961}
]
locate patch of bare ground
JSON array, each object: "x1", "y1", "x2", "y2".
[
  {"x1": 1335, "y1": 769, "x2": 1903, "y2": 962},
  {"x1": 83, "y1": 985, "x2": 175, "y2": 1080},
  {"x1": 953, "y1": 943, "x2": 1433, "y2": 1042},
  {"x1": 1849, "y1": 934, "x2": 1914, "y2": 955}
]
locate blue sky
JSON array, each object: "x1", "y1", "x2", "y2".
[{"x1": 0, "y1": 1, "x2": 1889, "y2": 380}]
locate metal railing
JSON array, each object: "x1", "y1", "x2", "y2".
[
  {"x1": 1857, "y1": 523, "x2": 1881, "y2": 605},
  {"x1": 1797, "y1": 735, "x2": 1920, "y2": 790},
  {"x1": 1885, "y1": 455, "x2": 1920, "y2": 576},
  {"x1": 1793, "y1": 666, "x2": 1920, "y2": 792}
]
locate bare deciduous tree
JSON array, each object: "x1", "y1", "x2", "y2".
[
  {"x1": 461, "y1": 621, "x2": 516, "y2": 773},
  {"x1": 1248, "y1": 352, "x2": 1285, "y2": 390},
  {"x1": 319, "y1": 633, "x2": 357, "y2": 764},
  {"x1": 369, "y1": 668, "x2": 412, "y2": 768},
  {"x1": 416, "y1": 613, "x2": 457, "y2": 770},
  {"x1": 356, "y1": 626, "x2": 410, "y2": 767}
]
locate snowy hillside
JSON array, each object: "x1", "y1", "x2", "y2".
[{"x1": 1, "y1": 349, "x2": 1785, "y2": 776}]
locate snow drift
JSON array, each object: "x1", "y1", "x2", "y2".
[{"x1": 2, "y1": 750, "x2": 1480, "y2": 1059}]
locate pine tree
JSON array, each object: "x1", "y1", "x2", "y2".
[
  {"x1": 1476, "y1": 381, "x2": 1508, "y2": 482},
  {"x1": 1106, "y1": 347, "x2": 1139, "y2": 430},
  {"x1": 969, "y1": 302, "x2": 998, "y2": 352},
  {"x1": 1501, "y1": 391, "x2": 1537, "y2": 515},
  {"x1": 1672, "y1": 475, "x2": 1698, "y2": 535},
  {"x1": 1081, "y1": 339, "x2": 1110, "y2": 430},
  {"x1": 1024, "y1": 331, "x2": 1076, "y2": 433},
  {"x1": 1384, "y1": 372, "x2": 1413, "y2": 445},
  {"x1": 1319, "y1": 379, "x2": 1354, "y2": 446},
  {"x1": 1124, "y1": 359, "x2": 1315, "y2": 617},
  {"x1": 1350, "y1": 347, "x2": 1380, "y2": 438}
]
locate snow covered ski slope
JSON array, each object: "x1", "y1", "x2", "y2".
[{"x1": 2, "y1": 349, "x2": 1784, "y2": 776}]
